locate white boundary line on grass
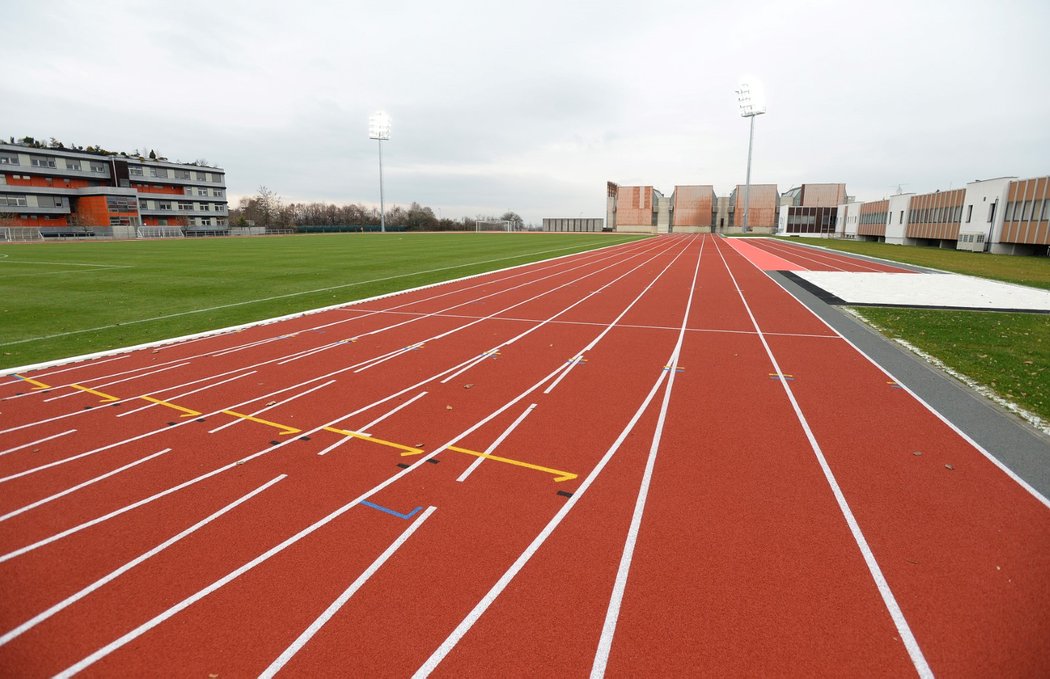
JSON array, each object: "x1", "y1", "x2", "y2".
[{"x1": 1, "y1": 236, "x2": 646, "y2": 378}]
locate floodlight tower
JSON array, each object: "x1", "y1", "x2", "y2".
[
  {"x1": 736, "y1": 81, "x2": 766, "y2": 233},
  {"x1": 368, "y1": 111, "x2": 391, "y2": 233}
]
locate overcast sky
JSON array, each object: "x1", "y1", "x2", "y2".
[{"x1": 3, "y1": 0, "x2": 1048, "y2": 224}]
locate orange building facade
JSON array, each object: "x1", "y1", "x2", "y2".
[{"x1": 0, "y1": 143, "x2": 227, "y2": 238}]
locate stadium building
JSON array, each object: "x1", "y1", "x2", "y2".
[
  {"x1": 605, "y1": 182, "x2": 778, "y2": 234},
  {"x1": 0, "y1": 142, "x2": 227, "y2": 239}
]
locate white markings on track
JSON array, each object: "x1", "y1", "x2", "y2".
[
  {"x1": 0, "y1": 429, "x2": 75, "y2": 458},
  {"x1": 0, "y1": 448, "x2": 172, "y2": 523},
  {"x1": 42, "y1": 362, "x2": 192, "y2": 402},
  {"x1": 590, "y1": 237, "x2": 704, "y2": 677},
  {"x1": 117, "y1": 371, "x2": 257, "y2": 418},
  {"x1": 712, "y1": 237, "x2": 933, "y2": 678},
  {"x1": 208, "y1": 379, "x2": 335, "y2": 434},
  {"x1": 258, "y1": 506, "x2": 438, "y2": 678},
  {"x1": 456, "y1": 404, "x2": 537, "y2": 482},
  {"x1": 318, "y1": 391, "x2": 429, "y2": 457},
  {"x1": 440, "y1": 237, "x2": 690, "y2": 386},
  {"x1": 0, "y1": 475, "x2": 285, "y2": 648},
  {"x1": 412, "y1": 236, "x2": 701, "y2": 678}
]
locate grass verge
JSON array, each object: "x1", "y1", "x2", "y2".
[
  {"x1": 0, "y1": 232, "x2": 647, "y2": 370},
  {"x1": 853, "y1": 306, "x2": 1050, "y2": 423}
]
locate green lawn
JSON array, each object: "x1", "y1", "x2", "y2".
[
  {"x1": 774, "y1": 237, "x2": 1050, "y2": 289},
  {"x1": 854, "y1": 307, "x2": 1050, "y2": 422},
  {"x1": 0, "y1": 233, "x2": 646, "y2": 370}
]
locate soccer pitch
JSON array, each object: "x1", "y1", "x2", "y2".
[{"x1": 0, "y1": 233, "x2": 646, "y2": 370}]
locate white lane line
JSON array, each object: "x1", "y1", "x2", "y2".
[
  {"x1": 456, "y1": 404, "x2": 537, "y2": 483},
  {"x1": 413, "y1": 348, "x2": 675, "y2": 679},
  {"x1": 591, "y1": 236, "x2": 704, "y2": 676},
  {"x1": 55, "y1": 454, "x2": 455, "y2": 678},
  {"x1": 0, "y1": 474, "x2": 285, "y2": 647},
  {"x1": 42, "y1": 362, "x2": 192, "y2": 402},
  {"x1": 0, "y1": 448, "x2": 172, "y2": 523},
  {"x1": 0, "y1": 429, "x2": 76, "y2": 458},
  {"x1": 761, "y1": 280, "x2": 1050, "y2": 510},
  {"x1": 412, "y1": 235, "x2": 698, "y2": 677},
  {"x1": 208, "y1": 379, "x2": 335, "y2": 434},
  {"x1": 117, "y1": 371, "x2": 257, "y2": 418},
  {"x1": 3, "y1": 239, "x2": 640, "y2": 349},
  {"x1": 347, "y1": 392, "x2": 428, "y2": 436},
  {"x1": 274, "y1": 242, "x2": 660, "y2": 369},
  {"x1": 258, "y1": 506, "x2": 438, "y2": 678},
  {"x1": 4, "y1": 355, "x2": 129, "y2": 386},
  {"x1": 713, "y1": 237, "x2": 933, "y2": 678},
  {"x1": 439, "y1": 237, "x2": 689, "y2": 386}
]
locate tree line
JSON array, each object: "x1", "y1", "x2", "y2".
[{"x1": 230, "y1": 186, "x2": 525, "y2": 231}]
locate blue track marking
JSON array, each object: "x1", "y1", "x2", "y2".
[{"x1": 359, "y1": 500, "x2": 424, "y2": 520}]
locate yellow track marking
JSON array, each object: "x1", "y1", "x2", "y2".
[
  {"x1": 323, "y1": 427, "x2": 424, "y2": 455},
  {"x1": 70, "y1": 384, "x2": 119, "y2": 402},
  {"x1": 440, "y1": 445, "x2": 577, "y2": 483},
  {"x1": 140, "y1": 396, "x2": 201, "y2": 417},
  {"x1": 222, "y1": 410, "x2": 301, "y2": 435},
  {"x1": 16, "y1": 374, "x2": 51, "y2": 390}
]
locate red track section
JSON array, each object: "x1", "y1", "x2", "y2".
[{"x1": 0, "y1": 235, "x2": 1046, "y2": 677}]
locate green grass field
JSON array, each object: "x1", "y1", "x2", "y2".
[
  {"x1": 773, "y1": 236, "x2": 1050, "y2": 289},
  {"x1": 855, "y1": 307, "x2": 1050, "y2": 422},
  {"x1": 0, "y1": 233, "x2": 646, "y2": 370}
]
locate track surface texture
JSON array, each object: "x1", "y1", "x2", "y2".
[{"x1": 1, "y1": 235, "x2": 1047, "y2": 677}]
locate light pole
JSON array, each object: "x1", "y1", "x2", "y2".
[
  {"x1": 736, "y1": 81, "x2": 766, "y2": 233},
  {"x1": 368, "y1": 111, "x2": 391, "y2": 233}
]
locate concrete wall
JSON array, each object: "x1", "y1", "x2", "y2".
[
  {"x1": 733, "y1": 184, "x2": 778, "y2": 229},
  {"x1": 885, "y1": 194, "x2": 913, "y2": 244},
  {"x1": 615, "y1": 185, "x2": 658, "y2": 232},
  {"x1": 672, "y1": 185, "x2": 715, "y2": 230},
  {"x1": 800, "y1": 183, "x2": 847, "y2": 207}
]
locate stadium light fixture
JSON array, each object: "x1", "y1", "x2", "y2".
[
  {"x1": 736, "y1": 80, "x2": 766, "y2": 233},
  {"x1": 368, "y1": 111, "x2": 391, "y2": 233}
]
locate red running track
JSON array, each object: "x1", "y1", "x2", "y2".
[{"x1": 0, "y1": 235, "x2": 1047, "y2": 677}]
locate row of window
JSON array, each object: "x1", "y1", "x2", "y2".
[
  {"x1": 859, "y1": 211, "x2": 887, "y2": 225},
  {"x1": 1, "y1": 195, "x2": 28, "y2": 207},
  {"x1": 1004, "y1": 199, "x2": 1050, "y2": 222},
  {"x1": 141, "y1": 200, "x2": 227, "y2": 213},
  {"x1": 908, "y1": 205, "x2": 964, "y2": 225},
  {"x1": 106, "y1": 196, "x2": 139, "y2": 212},
  {"x1": 128, "y1": 166, "x2": 223, "y2": 182}
]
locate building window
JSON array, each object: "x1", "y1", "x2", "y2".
[
  {"x1": 175, "y1": 170, "x2": 191, "y2": 179},
  {"x1": 1032, "y1": 200, "x2": 1044, "y2": 222},
  {"x1": 91, "y1": 163, "x2": 106, "y2": 173},
  {"x1": 0, "y1": 153, "x2": 18, "y2": 165},
  {"x1": 178, "y1": 201, "x2": 193, "y2": 211},
  {"x1": 1, "y1": 195, "x2": 29, "y2": 207},
  {"x1": 212, "y1": 189, "x2": 224, "y2": 197},
  {"x1": 1042, "y1": 201, "x2": 1050, "y2": 220},
  {"x1": 196, "y1": 187, "x2": 207, "y2": 196},
  {"x1": 199, "y1": 203, "x2": 210, "y2": 212},
  {"x1": 107, "y1": 196, "x2": 138, "y2": 211},
  {"x1": 966, "y1": 205, "x2": 973, "y2": 223},
  {"x1": 30, "y1": 156, "x2": 57, "y2": 168},
  {"x1": 110, "y1": 217, "x2": 133, "y2": 226},
  {"x1": 129, "y1": 166, "x2": 143, "y2": 176},
  {"x1": 66, "y1": 160, "x2": 82, "y2": 171},
  {"x1": 1022, "y1": 200, "x2": 1033, "y2": 220},
  {"x1": 158, "y1": 201, "x2": 172, "y2": 211},
  {"x1": 211, "y1": 173, "x2": 222, "y2": 183}
]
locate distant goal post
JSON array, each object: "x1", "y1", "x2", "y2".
[{"x1": 475, "y1": 219, "x2": 511, "y2": 233}]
